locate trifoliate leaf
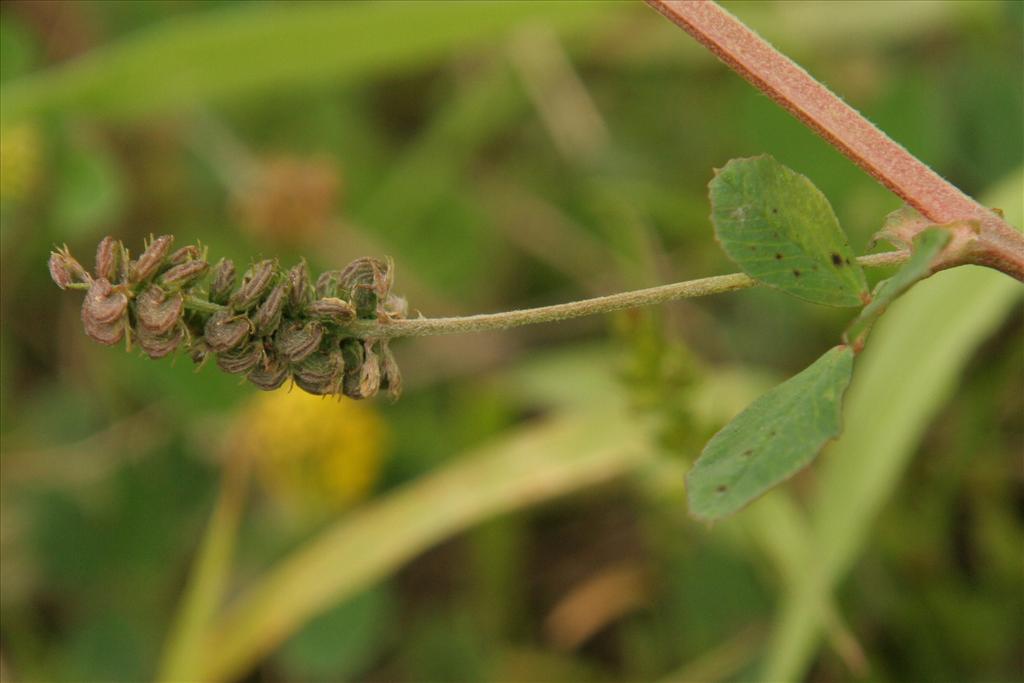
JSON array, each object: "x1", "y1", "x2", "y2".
[
  {"x1": 710, "y1": 155, "x2": 867, "y2": 307},
  {"x1": 687, "y1": 345, "x2": 855, "y2": 520}
]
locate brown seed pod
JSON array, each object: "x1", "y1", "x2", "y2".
[
  {"x1": 160, "y1": 259, "x2": 209, "y2": 288},
  {"x1": 48, "y1": 248, "x2": 89, "y2": 289},
  {"x1": 81, "y1": 278, "x2": 128, "y2": 345},
  {"x1": 203, "y1": 309, "x2": 251, "y2": 352},
  {"x1": 274, "y1": 320, "x2": 323, "y2": 363},
  {"x1": 136, "y1": 284, "x2": 183, "y2": 335},
  {"x1": 136, "y1": 325, "x2": 183, "y2": 359},
  {"x1": 95, "y1": 236, "x2": 122, "y2": 281},
  {"x1": 209, "y1": 258, "x2": 236, "y2": 305},
  {"x1": 315, "y1": 269, "x2": 343, "y2": 299},
  {"x1": 216, "y1": 342, "x2": 264, "y2": 374},
  {"x1": 308, "y1": 296, "x2": 356, "y2": 323},
  {"x1": 286, "y1": 260, "x2": 313, "y2": 315},
  {"x1": 252, "y1": 283, "x2": 287, "y2": 337},
  {"x1": 83, "y1": 278, "x2": 128, "y2": 324},
  {"x1": 168, "y1": 245, "x2": 200, "y2": 265},
  {"x1": 129, "y1": 234, "x2": 174, "y2": 283},
  {"x1": 379, "y1": 341, "x2": 402, "y2": 400},
  {"x1": 356, "y1": 342, "x2": 381, "y2": 399},
  {"x1": 339, "y1": 256, "x2": 391, "y2": 319},
  {"x1": 247, "y1": 353, "x2": 289, "y2": 391},
  {"x1": 340, "y1": 338, "x2": 381, "y2": 399},
  {"x1": 230, "y1": 259, "x2": 277, "y2": 310},
  {"x1": 291, "y1": 348, "x2": 344, "y2": 395},
  {"x1": 51, "y1": 236, "x2": 407, "y2": 400}
]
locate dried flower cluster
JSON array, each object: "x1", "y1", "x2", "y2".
[{"x1": 49, "y1": 235, "x2": 405, "y2": 399}]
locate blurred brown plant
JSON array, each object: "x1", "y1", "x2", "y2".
[{"x1": 231, "y1": 155, "x2": 342, "y2": 246}]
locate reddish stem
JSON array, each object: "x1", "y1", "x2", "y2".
[{"x1": 646, "y1": 0, "x2": 1024, "y2": 281}]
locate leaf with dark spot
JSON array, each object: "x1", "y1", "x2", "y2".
[
  {"x1": 710, "y1": 156, "x2": 867, "y2": 306},
  {"x1": 687, "y1": 345, "x2": 855, "y2": 520}
]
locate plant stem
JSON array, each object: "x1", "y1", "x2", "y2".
[
  {"x1": 67, "y1": 251, "x2": 908, "y2": 338},
  {"x1": 185, "y1": 295, "x2": 222, "y2": 314},
  {"x1": 644, "y1": 0, "x2": 1024, "y2": 281},
  {"x1": 64, "y1": 282, "x2": 223, "y2": 313},
  {"x1": 344, "y1": 251, "x2": 907, "y2": 339}
]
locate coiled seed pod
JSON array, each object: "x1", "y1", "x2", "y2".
[
  {"x1": 136, "y1": 325, "x2": 183, "y2": 359},
  {"x1": 51, "y1": 235, "x2": 407, "y2": 400},
  {"x1": 308, "y1": 297, "x2": 355, "y2": 323},
  {"x1": 136, "y1": 285, "x2": 183, "y2": 335},
  {"x1": 168, "y1": 245, "x2": 200, "y2": 265},
  {"x1": 339, "y1": 257, "x2": 389, "y2": 319},
  {"x1": 209, "y1": 258, "x2": 236, "y2": 305},
  {"x1": 315, "y1": 269, "x2": 343, "y2": 299},
  {"x1": 130, "y1": 235, "x2": 174, "y2": 283},
  {"x1": 160, "y1": 259, "x2": 209, "y2": 288},
  {"x1": 216, "y1": 342, "x2": 264, "y2": 374},
  {"x1": 95, "y1": 236, "x2": 122, "y2": 281},
  {"x1": 339, "y1": 337, "x2": 363, "y2": 395},
  {"x1": 247, "y1": 353, "x2": 289, "y2": 391},
  {"x1": 275, "y1": 320, "x2": 323, "y2": 363},
  {"x1": 379, "y1": 342, "x2": 402, "y2": 400},
  {"x1": 204, "y1": 309, "x2": 251, "y2": 352},
  {"x1": 355, "y1": 343, "x2": 381, "y2": 399},
  {"x1": 81, "y1": 278, "x2": 128, "y2": 345},
  {"x1": 286, "y1": 260, "x2": 313, "y2": 315},
  {"x1": 292, "y1": 349, "x2": 344, "y2": 395},
  {"x1": 49, "y1": 248, "x2": 89, "y2": 290},
  {"x1": 230, "y1": 259, "x2": 276, "y2": 310},
  {"x1": 252, "y1": 283, "x2": 287, "y2": 337}
]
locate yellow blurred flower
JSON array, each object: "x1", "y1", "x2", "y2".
[
  {"x1": 235, "y1": 388, "x2": 387, "y2": 515},
  {"x1": 0, "y1": 124, "x2": 43, "y2": 201}
]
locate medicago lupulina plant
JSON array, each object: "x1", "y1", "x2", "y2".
[{"x1": 49, "y1": 1, "x2": 1024, "y2": 522}]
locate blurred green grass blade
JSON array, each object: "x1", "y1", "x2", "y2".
[
  {"x1": 197, "y1": 406, "x2": 653, "y2": 683},
  {"x1": 710, "y1": 155, "x2": 867, "y2": 307},
  {"x1": 739, "y1": 493, "x2": 866, "y2": 674},
  {"x1": 157, "y1": 457, "x2": 249, "y2": 683},
  {"x1": 762, "y1": 169, "x2": 1024, "y2": 682},
  {"x1": 0, "y1": 1, "x2": 614, "y2": 123},
  {"x1": 687, "y1": 345, "x2": 854, "y2": 521}
]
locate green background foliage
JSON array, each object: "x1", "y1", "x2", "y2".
[{"x1": 0, "y1": 2, "x2": 1020, "y2": 682}]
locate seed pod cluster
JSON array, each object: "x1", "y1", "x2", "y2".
[{"x1": 49, "y1": 235, "x2": 404, "y2": 400}]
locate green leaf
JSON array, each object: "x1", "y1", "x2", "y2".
[
  {"x1": 844, "y1": 226, "x2": 950, "y2": 346},
  {"x1": 761, "y1": 168, "x2": 1024, "y2": 682},
  {"x1": 687, "y1": 345, "x2": 855, "y2": 520},
  {"x1": 709, "y1": 155, "x2": 867, "y2": 307}
]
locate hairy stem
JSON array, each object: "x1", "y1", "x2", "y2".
[
  {"x1": 67, "y1": 251, "x2": 909, "y2": 338},
  {"x1": 344, "y1": 252, "x2": 907, "y2": 339},
  {"x1": 645, "y1": 0, "x2": 1024, "y2": 281}
]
